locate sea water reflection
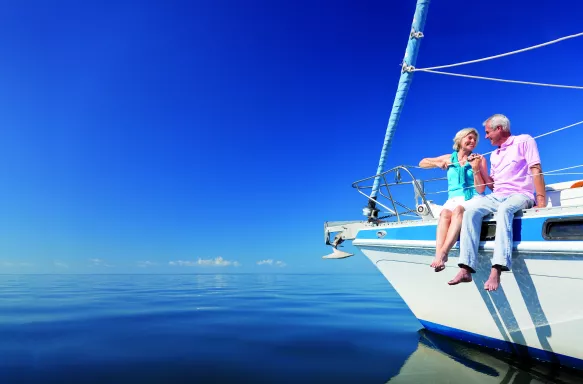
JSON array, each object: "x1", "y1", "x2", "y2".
[
  {"x1": 0, "y1": 274, "x2": 582, "y2": 383},
  {"x1": 388, "y1": 330, "x2": 582, "y2": 383}
]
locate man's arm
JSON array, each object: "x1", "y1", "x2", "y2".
[
  {"x1": 530, "y1": 163, "x2": 546, "y2": 207},
  {"x1": 480, "y1": 168, "x2": 495, "y2": 191}
]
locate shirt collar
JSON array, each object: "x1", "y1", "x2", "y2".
[{"x1": 499, "y1": 135, "x2": 515, "y2": 149}]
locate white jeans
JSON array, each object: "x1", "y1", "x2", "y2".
[{"x1": 458, "y1": 193, "x2": 534, "y2": 272}]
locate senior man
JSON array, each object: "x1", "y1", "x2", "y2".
[{"x1": 448, "y1": 114, "x2": 546, "y2": 291}]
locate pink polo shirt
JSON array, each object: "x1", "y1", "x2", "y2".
[{"x1": 489, "y1": 134, "x2": 541, "y2": 201}]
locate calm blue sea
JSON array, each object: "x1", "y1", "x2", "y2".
[{"x1": 0, "y1": 273, "x2": 581, "y2": 384}]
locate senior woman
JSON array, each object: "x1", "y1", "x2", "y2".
[{"x1": 419, "y1": 128, "x2": 488, "y2": 272}]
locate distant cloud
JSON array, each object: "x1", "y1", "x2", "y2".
[
  {"x1": 1, "y1": 261, "x2": 34, "y2": 267},
  {"x1": 89, "y1": 258, "x2": 112, "y2": 267},
  {"x1": 197, "y1": 257, "x2": 238, "y2": 267},
  {"x1": 257, "y1": 259, "x2": 286, "y2": 267},
  {"x1": 137, "y1": 261, "x2": 157, "y2": 268},
  {"x1": 169, "y1": 260, "x2": 196, "y2": 267},
  {"x1": 138, "y1": 260, "x2": 158, "y2": 268},
  {"x1": 169, "y1": 257, "x2": 240, "y2": 267},
  {"x1": 53, "y1": 261, "x2": 69, "y2": 269}
]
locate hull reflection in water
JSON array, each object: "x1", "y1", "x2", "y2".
[{"x1": 388, "y1": 330, "x2": 583, "y2": 383}]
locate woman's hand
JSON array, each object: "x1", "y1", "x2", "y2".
[
  {"x1": 468, "y1": 154, "x2": 482, "y2": 171},
  {"x1": 435, "y1": 158, "x2": 451, "y2": 170}
]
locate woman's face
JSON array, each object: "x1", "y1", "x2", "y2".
[{"x1": 461, "y1": 133, "x2": 477, "y2": 152}]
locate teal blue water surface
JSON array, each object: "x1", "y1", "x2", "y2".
[{"x1": 0, "y1": 274, "x2": 581, "y2": 383}]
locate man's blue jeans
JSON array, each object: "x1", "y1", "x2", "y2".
[{"x1": 458, "y1": 193, "x2": 534, "y2": 272}]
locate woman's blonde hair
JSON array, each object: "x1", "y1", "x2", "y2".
[{"x1": 453, "y1": 128, "x2": 479, "y2": 151}]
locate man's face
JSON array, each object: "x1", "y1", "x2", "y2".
[{"x1": 485, "y1": 122, "x2": 502, "y2": 146}]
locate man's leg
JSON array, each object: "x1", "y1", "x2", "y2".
[
  {"x1": 449, "y1": 196, "x2": 498, "y2": 285},
  {"x1": 485, "y1": 193, "x2": 534, "y2": 291}
]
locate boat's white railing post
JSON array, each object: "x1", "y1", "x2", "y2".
[{"x1": 366, "y1": 0, "x2": 431, "y2": 219}]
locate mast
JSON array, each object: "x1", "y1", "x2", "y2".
[{"x1": 367, "y1": 0, "x2": 431, "y2": 219}]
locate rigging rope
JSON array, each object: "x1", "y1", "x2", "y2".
[
  {"x1": 415, "y1": 32, "x2": 583, "y2": 71},
  {"x1": 531, "y1": 120, "x2": 583, "y2": 140},
  {"x1": 427, "y1": 164, "x2": 583, "y2": 196},
  {"x1": 370, "y1": 32, "x2": 583, "y2": 204},
  {"x1": 366, "y1": 120, "x2": 583, "y2": 197},
  {"x1": 542, "y1": 164, "x2": 583, "y2": 174},
  {"x1": 416, "y1": 119, "x2": 583, "y2": 169},
  {"x1": 478, "y1": 120, "x2": 583, "y2": 158},
  {"x1": 412, "y1": 69, "x2": 583, "y2": 89}
]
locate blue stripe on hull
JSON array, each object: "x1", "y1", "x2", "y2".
[
  {"x1": 356, "y1": 215, "x2": 575, "y2": 242},
  {"x1": 419, "y1": 319, "x2": 583, "y2": 371}
]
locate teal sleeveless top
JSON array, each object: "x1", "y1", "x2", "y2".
[{"x1": 447, "y1": 151, "x2": 478, "y2": 200}]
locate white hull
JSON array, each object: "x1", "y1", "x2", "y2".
[
  {"x1": 357, "y1": 245, "x2": 583, "y2": 369},
  {"x1": 325, "y1": 178, "x2": 583, "y2": 370}
]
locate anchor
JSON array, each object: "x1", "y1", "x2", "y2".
[{"x1": 322, "y1": 233, "x2": 354, "y2": 259}]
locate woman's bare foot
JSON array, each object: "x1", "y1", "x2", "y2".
[
  {"x1": 430, "y1": 252, "x2": 448, "y2": 272},
  {"x1": 448, "y1": 268, "x2": 472, "y2": 285},
  {"x1": 484, "y1": 267, "x2": 502, "y2": 291}
]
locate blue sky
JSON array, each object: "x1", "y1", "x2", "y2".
[{"x1": 0, "y1": 0, "x2": 582, "y2": 274}]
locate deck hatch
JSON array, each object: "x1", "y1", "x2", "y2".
[{"x1": 542, "y1": 216, "x2": 583, "y2": 240}]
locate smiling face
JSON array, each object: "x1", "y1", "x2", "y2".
[
  {"x1": 453, "y1": 128, "x2": 479, "y2": 152},
  {"x1": 460, "y1": 133, "x2": 477, "y2": 152},
  {"x1": 485, "y1": 121, "x2": 504, "y2": 146}
]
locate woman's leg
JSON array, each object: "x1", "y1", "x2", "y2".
[
  {"x1": 431, "y1": 209, "x2": 452, "y2": 270},
  {"x1": 435, "y1": 205, "x2": 466, "y2": 272},
  {"x1": 440, "y1": 205, "x2": 465, "y2": 257}
]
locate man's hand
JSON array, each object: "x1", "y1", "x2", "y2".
[{"x1": 530, "y1": 163, "x2": 547, "y2": 208}]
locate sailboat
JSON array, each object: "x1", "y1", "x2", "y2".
[{"x1": 323, "y1": 0, "x2": 583, "y2": 371}]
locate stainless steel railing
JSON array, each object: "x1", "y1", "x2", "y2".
[{"x1": 352, "y1": 165, "x2": 447, "y2": 223}]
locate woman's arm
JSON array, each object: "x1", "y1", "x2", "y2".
[
  {"x1": 470, "y1": 155, "x2": 493, "y2": 192},
  {"x1": 419, "y1": 154, "x2": 450, "y2": 170}
]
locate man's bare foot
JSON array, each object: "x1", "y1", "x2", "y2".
[
  {"x1": 484, "y1": 267, "x2": 502, "y2": 291},
  {"x1": 448, "y1": 268, "x2": 472, "y2": 285},
  {"x1": 430, "y1": 252, "x2": 448, "y2": 272}
]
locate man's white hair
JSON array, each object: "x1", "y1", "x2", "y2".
[
  {"x1": 483, "y1": 114, "x2": 511, "y2": 133},
  {"x1": 453, "y1": 127, "x2": 479, "y2": 151}
]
